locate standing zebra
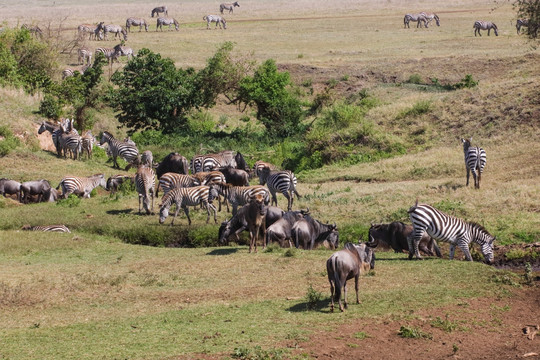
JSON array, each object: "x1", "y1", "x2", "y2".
[
  {"x1": 103, "y1": 24, "x2": 128, "y2": 41},
  {"x1": 57, "y1": 174, "x2": 106, "y2": 199},
  {"x1": 156, "y1": 17, "x2": 179, "y2": 31},
  {"x1": 135, "y1": 166, "x2": 156, "y2": 214},
  {"x1": 403, "y1": 13, "x2": 428, "y2": 28},
  {"x1": 151, "y1": 6, "x2": 168, "y2": 18},
  {"x1": 516, "y1": 19, "x2": 529, "y2": 35},
  {"x1": 191, "y1": 150, "x2": 236, "y2": 173},
  {"x1": 58, "y1": 130, "x2": 82, "y2": 160},
  {"x1": 81, "y1": 130, "x2": 96, "y2": 159},
  {"x1": 258, "y1": 168, "x2": 300, "y2": 211},
  {"x1": 210, "y1": 182, "x2": 270, "y2": 215},
  {"x1": 462, "y1": 137, "x2": 487, "y2": 189},
  {"x1": 220, "y1": 2, "x2": 239, "y2": 14},
  {"x1": 38, "y1": 121, "x2": 62, "y2": 156},
  {"x1": 95, "y1": 47, "x2": 118, "y2": 64},
  {"x1": 407, "y1": 201, "x2": 495, "y2": 263},
  {"x1": 78, "y1": 47, "x2": 92, "y2": 65},
  {"x1": 157, "y1": 173, "x2": 200, "y2": 196},
  {"x1": 474, "y1": 21, "x2": 498, "y2": 36},
  {"x1": 419, "y1": 12, "x2": 440, "y2": 27},
  {"x1": 203, "y1": 15, "x2": 227, "y2": 30},
  {"x1": 252, "y1": 160, "x2": 277, "y2": 178},
  {"x1": 22, "y1": 224, "x2": 71, "y2": 233},
  {"x1": 79, "y1": 22, "x2": 103, "y2": 40},
  {"x1": 159, "y1": 186, "x2": 217, "y2": 225},
  {"x1": 99, "y1": 131, "x2": 139, "y2": 169},
  {"x1": 126, "y1": 17, "x2": 149, "y2": 32},
  {"x1": 114, "y1": 44, "x2": 134, "y2": 60}
]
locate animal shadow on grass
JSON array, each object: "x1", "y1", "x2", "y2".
[
  {"x1": 206, "y1": 248, "x2": 239, "y2": 256},
  {"x1": 287, "y1": 299, "x2": 331, "y2": 313},
  {"x1": 106, "y1": 209, "x2": 133, "y2": 215}
]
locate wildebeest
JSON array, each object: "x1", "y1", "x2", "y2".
[
  {"x1": 218, "y1": 205, "x2": 284, "y2": 245},
  {"x1": 266, "y1": 209, "x2": 310, "y2": 247},
  {"x1": 292, "y1": 215, "x2": 339, "y2": 250},
  {"x1": 326, "y1": 242, "x2": 375, "y2": 312},
  {"x1": 367, "y1": 222, "x2": 441, "y2": 257},
  {"x1": 155, "y1": 152, "x2": 189, "y2": 178},
  {"x1": 41, "y1": 187, "x2": 59, "y2": 202},
  {"x1": 20, "y1": 179, "x2": 51, "y2": 203},
  {"x1": 219, "y1": 166, "x2": 249, "y2": 186},
  {"x1": 0, "y1": 178, "x2": 22, "y2": 202},
  {"x1": 246, "y1": 194, "x2": 267, "y2": 253},
  {"x1": 106, "y1": 175, "x2": 133, "y2": 194}
]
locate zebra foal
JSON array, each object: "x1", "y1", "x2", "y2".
[
  {"x1": 407, "y1": 201, "x2": 495, "y2": 264},
  {"x1": 462, "y1": 137, "x2": 486, "y2": 189},
  {"x1": 57, "y1": 174, "x2": 106, "y2": 199},
  {"x1": 135, "y1": 166, "x2": 156, "y2": 214},
  {"x1": 22, "y1": 224, "x2": 71, "y2": 233},
  {"x1": 159, "y1": 186, "x2": 217, "y2": 225},
  {"x1": 474, "y1": 21, "x2": 498, "y2": 36}
]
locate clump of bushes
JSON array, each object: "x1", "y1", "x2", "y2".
[{"x1": 0, "y1": 126, "x2": 21, "y2": 157}]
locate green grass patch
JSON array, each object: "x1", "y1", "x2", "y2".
[{"x1": 398, "y1": 325, "x2": 432, "y2": 339}]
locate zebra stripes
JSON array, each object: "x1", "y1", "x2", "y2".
[
  {"x1": 78, "y1": 47, "x2": 92, "y2": 65},
  {"x1": 81, "y1": 131, "x2": 95, "y2": 159},
  {"x1": 151, "y1": 6, "x2": 168, "y2": 18},
  {"x1": 38, "y1": 121, "x2": 62, "y2": 155},
  {"x1": 258, "y1": 168, "x2": 300, "y2": 211},
  {"x1": 135, "y1": 166, "x2": 156, "y2": 214},
  {"x1": 211, "y1": 182, "x2": 270, "y2": 215},
  {"x1": 22, "y1": 224, "x2": 71, "y2": 233},
  {"x1": 58, "y1": 131, "x2": 82, "y2": 159},
  {"x1": 156, "y1": 17, "x2": 179, "y2": 31},
  {"x1": 474, "y1": 21, "x2": 498, "y2": 36},
  {"x1": 157, "y1": 173, "x2": 200, "y2": 196},
  {"x1": 404, "y1": 13, "x2": 428, "y2": 28},
  {"x1": 253, "y1": 160, "x2": 277, "y2": 178},
  {"x1": 114, "y1": 44, "x2": 134, "y2": 60},
  {"x1": 95, "y1": 47, "x2": 118, "y2": 64},
  {"x1": 419, "y1": 12, "x2": 440, "y2": 27},
  {"x1": 191, "y1": 151, "x2": 236, "y2": 173},
  {"x1": 78, "y1": 22, "x2": 104, "y2": 40},
  {"x1": 103, "y1": 24, "x2": 128, "y2": 41},
  {"x1": 57, "y1": 174, "x2": 106, "y2": 199},
  {"x1": 159, "y1": 186, "x2": 217, "y2": 225},
  {"x1": 461, "y1": 138, "x2": 486, "y2": 189},
  {"x1": 126, "y1": 17, "x2": 148, "y2": 32},
  {"x1": 220, "y1": 2, "x2": 239, "y2": 14},
  {"x1": 99, "y1": 131, "x2": 139, "y2": 169},
  {"x1": 203, "y1": 15, "x2": 227, "y2": 29},
  {"x1": 407, "y1": 202, "x2": 495, "y2": 263}
]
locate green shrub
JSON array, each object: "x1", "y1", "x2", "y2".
[
  {"x1": 39, "y1": 93, "x2": 63, "y2": 120},
  {"x1": 318, "y1": 102, "x2": 364, "y2": 128},
  {"x1": 396, "y1": 100, "x2": 432, "y2": 120},
  {"x1": 407, "y1": 74, "x2": 423, "y2": 84},
  {"x1": 56, "y1": 194, "x2": 81, "y2": 208},
  {"x1": 186, "y1": 225, "x2": 219, "y2": 247},
  {"x1": 188, "y1": 111, "x2": 215, "y2": 134},
  {"x1": 0, "y1": 126, "x2": 21, "y2": 157},
  {"x1": 305, "y1": 284, "x2": 323, "y2": 311},
  {"x1": 398, "y1": 325, "x2": 432, "y2": 339}
]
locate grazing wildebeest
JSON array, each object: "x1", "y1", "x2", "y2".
[
  {"x1": 41, "y1": 188, "x2": 59, "y2": 202},
  {"x1": 106, "y1": 175, "x2": 133, "y2": 194},
  {"x1": 266, "y1": 209, "x2": 310, "y2": 247},
  {"x1": 246, "y1": 194, "x2": 267, "y2": 253},
  {"x1": 218, "y1": 166, "x2": 249, "y2": 186},
  {"x1": 155, "y1": 152, "x2": 189, "y2": 178},
  {"x1": 0, "y1": 178, "x2": 22, "y2": 202},
  {"x1": 367, "y1": 222, "x2": 441, "y2": 257},
  {"x1": 292, "y1": 215, "x2": 339, "y2": 250},
  {"x1": 218, "y1": 205, "x2": 285, "y2": 245},
  {"x1": 327, "y1": 243, "x2": 375, "y2": 312},
  {"x1": 20, "y1": 179, "x2": 51, "y2": 203}
]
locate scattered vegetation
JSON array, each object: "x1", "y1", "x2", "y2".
[
  {"x1": 398, "y1": 325, "x2": 433, "y2": 339},
  {"x1": 0, "y1": 125, "x2": 21, "y2": 156},
  {"x1": 305, "y1": 284, "x2": 324, "y2": 310}
]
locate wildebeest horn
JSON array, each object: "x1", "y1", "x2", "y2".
[{"x1": 366, "y1": 234, "x2": 379, "y2": 247}]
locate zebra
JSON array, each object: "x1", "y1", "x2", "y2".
[
  {"x1": 22, "y1": 24, "x2": 43, "y2": 38},
  {"x1": 95, "y1": 47, "x2": 118, "y2": 64},
  {"x1": 258, "y1": 168, "x2": 300, "y2": 211},
  {"x1": 403, "y1": 13, "x2": 428, "y2": 28},
  {"x1": 407, "y1": 201, "x2": 495, "y2": 264},
  {"x1": 78, "y1": 47, "x2": 92, "y2": 65},
  {"x1": 126, "y1": 17, "x2": 149, "y2": 32},
  {"x1": 157, "y1": 173, "x2": 200, "y2": 196},
  {"x1": 78, "y1": 22, "x2": 103, "y2": 40},
  {"x1": 191, "y1": 151, "x2": 236, "y2": 173},
  {"x1": 140, "y1": 150, "x2": 153, "y2": 168},
  {"x1": 135, "y1": 166, "x2": 156, "y2": 214},
  {"x1": 113, "y1": 44, "x2": 134, "y2": 61},
  {"x1": 57, "y1": 174, "x2": 106, "y2": 199},
  {"x1": 158, "y1": 186, "x2": 217, "y2": 225},
  {"x1": 81, "y1": 130, "x2": 96, "y2": 159},
  {"x1": 58, "y1": 131, "x2": 82, "y2": 160},
  {"x1": 38, "y1": 121, "x2": 62, "y2": 155},
  {"x1": 461, "y1": 137, "x2": 486, "y2": 189},
  {"x1": 103, "y1": 24, "x2": 128, "y2": 41},
  {"x1": 210, "y1": 182, "x2": 270, "y2": 216},
  {"x1": 419, "y1": 12, "x2": 440, "y2": 27},
  {"x1": 151, "y1": 6, "x2": 168, "y2": 18},
  {"x1": 21, "y1": 225, "x2": 71, "y2": 233},
  {"x1": 62, "y1": 68, "x2": 75, "y2": 80},
  {"x1": 156, "y1": 17, "x2": 179, "y2": 31},
  {"x1": 220, "y1": 2, "x2": 239, "y2": 14},
  {"x1": 516, "y1": 19, "x2": 529, "y2": 35},
  {"x1": 192, "y1": 171, "x2": 227, "y2": 210},
  {"x1": 474, "y1": 21, "x2": 498, "y2": 36},
  {"x1": 252, "y1": 160, "x2": 277, "y2": 179},
  {"x1": 99, "y1": 131, "x2": 139, "y2": 169},
  {"x1": 203, "y1": 15, "x2": 227, "y2": 30}
]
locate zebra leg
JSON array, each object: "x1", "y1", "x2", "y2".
[
  {"x1": 183, "y1": 206, "x2": 192, "y2": 225},
  {"x1": 449, "y1": 244, "x2": 456, "y2": 260},
  {"x1": 466, "y1": 167, "x2": 470, "y2": 186},
  {"x1": 458, "y1": 240, "x2": 473, "y2": 261},
  {"x1": 284, "y1": 192, "x2": 292, "y2": 211},
  {"x1": 471, "y1": 169, "x2": 478, "y2": 189},
  {"x1": 407, "y1": 231, "x2": 424, "y2": 260}
]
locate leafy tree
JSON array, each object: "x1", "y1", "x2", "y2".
[
  {"x1": 514, "y1": 0, "x2": 540, "y2": 38},
  {"x1": 109, "y1": 48, "x2": 203, "y2": 133},
  {"x1": 238, "y1": 59, "x2": 304, "y2": 138}
]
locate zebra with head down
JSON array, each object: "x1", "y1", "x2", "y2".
[
  {"x1": 419, "y1": 12, "x2": 440, "y2": 27},
  {"x1": 103, "y1": 24, "x2": 128, "y2": 41},
  {"x1": 151, "y1": 6, "x2": 168, "y2": 18},
  {"x1": 220, "y1": 2, "x2": 239, "y2": 14},
  {"x1": 403, "y1": 13, "x2": 428, "y2": 28},
  {"x1": 474, "y1": 20, "x2": 498, "y2": 36},
  {"x1": 203, "y1": 15, "x2": 227, "y2": 29}
]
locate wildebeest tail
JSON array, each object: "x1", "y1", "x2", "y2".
[{"x1": 327, "y1": 257, "x2": 342, "y2": 303}]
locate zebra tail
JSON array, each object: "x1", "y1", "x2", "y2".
[
  {"x1": 203, "y1": 16, "x2": 207, "y2": 20},
  {"x1": 56, "y1": 181, "x2": 62, "y2": 190},
  {"x1": 407, "y1": 198, "x2": 419, "y2": 213}
]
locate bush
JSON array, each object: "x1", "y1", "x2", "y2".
[
  {"x1": 304, "y1": 284, "x2": 323, "y2": 311},
  {"x1": 0, "y1": 126, "x2": 21, "y2": 156},
  {"x1": 39, "y1": 94, "x2": 63, "y2": 120},
  {"x1": 186, "y1": 225, "x2": 219, "y2": 247},
  {"x1": 396, "y1": 100, "x2": 432, "y2": 120},
  {"x1": 56, "y1": 194, "x2": 81, "y2": 208},
  {"x1": 407, "y1": 74, "x2": 423, "y2": 84},
  {"x1": 398, "y1": 325, "x2": 432, "y2": 339}
]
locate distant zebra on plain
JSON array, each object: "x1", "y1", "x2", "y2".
[
  {"x1": 210, "y1": 183, "x2": 270, "y2": 215},
  {"x1": 99, "y1": 131, "x2": 139, "y2": 169},
  {"x1": 103, "y1": 24, "x2": 128, "y2": 41},
  {"x1": 258, "y1": 168, "x2": 300, "y2": 211},
  {"x1": 157, "y1": 173, "x2": 200, "y2": 196},
  {"x1": 419, "y1": 12, "x2": 440, "y2": 27},
  {"x1": 461, "y1": 137, "x2": 486, "y2": 189},
  {"x1": 159, "y1": 186, "x2": 217, "y2": 225},
  {"x1": 22, "y1": 225, "x2": 71, "y2": 233},
  {"x1": 151, "y1": 6, "x2": 168, "y2": 18},
  {"x1": 95, "y1": 47, "x2": 118, "y2": 64},
  {"x1": 78, "y1": 22, "x2": 104, "y2": 40},
  {"x1": 516, "y1": 18, "x2": 529, "y2": 35},
  {"x1": 403, "y1": 13, "x2": 428, "y2": 28},
  {"x1": 474, "y1": 20, "x2": 498, "y2": 36},
  {"x1": 220, "y1": 2, "x2": 239, "y2": 14},
  {"x1": 57, "y1": 174, "x2": 106, "y2": 199},
  {"x1": 156, "y1": 17, "x2": 179, "y2": 31},
  {"x1": 203, "y1": 15, "x2": 227, "y2": 29},
  {"x1": 78, "y1": 47, "x2": 92, "y2": 65},
  {"x1": 407, "y1": 201, "x2": 495, "y2": 263},
  {"x1": 135, "y1": 166, "x2": 156, "y2": 214},
  {"x1": 126, "y1": 17, "x2": 149, "y2": 32},
  {"x1": 114, "y1": 44, "x2": 134, "y2": 60}
]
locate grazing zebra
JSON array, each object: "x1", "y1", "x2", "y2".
[
  {"x1": 516, "y1": 19, "x2": 529, "y2": 35},
  {"x1": 156, "y1": 17, "x2": 179, "y2": 31},
  {"x1": 78, "y1": 47, "x2": 92, "y2": 65},
  {"x1": 474, "y1": 21, "x2": 498, "y2": 36},
  {"x1": 95, "y1": 47, "x2": 118, "y2": 64},
  {"x1": 159, "y1": 186, "x2": 217, "y2": 225},
  {"x1": 38, "y1": 121, "x2": 62, "y2": 155},
  {"x1": 99, "y1": 131, "x2": 139, "y2": 169},
  {"x1": 135, "y1": 166, "x2": 156, "y2": 214},
  {"x1": 58, "y1": 131, "x2": 82, "y2": 160},
  {"x1": 461, "y1": 137, "x2": 486, "y2": 189},
  {"x1": 126, "y1": 17, "x2": 149, "y2": 32},
  {"x1": 192, "y1": 171, "x2": 227, "y2": 210},
  {"x1": 113, "y1": 44, "x2": 134, "y2": 60},
  {"x1": 81, "y1": 131, "x2": 96, "y2": 159},
  {"x1": 151, "y1": 6, "x2": 168, "y2": 18},
  {"x1": 210, "y1": 182, "x2": 270, "y2": 215},
  {"x1": 79, "y1": 22, "x2": 103, "y2": 40},
  {"x1": 157, "y1": 173, "x2": 200, "y2": 196},
  {"x1": 220, "y1": 2, "x2": 239, "y2": 14},
  {"x1": 22, "y1": 224, "x2": 71, "y2": 233},
  {"x1": 57, "y1": 174, "x2": 106, "y2": 199},
  {"x1": 62, "y1": 69, "x2": 75, "y2": 80},
  {"x1": 407, "y1": 201, "x2": 495, "y2": 263},
  {"x1": 203, "y1": 15, "x2": 227, "y2": 29},
  {"x1": 419, "y1": 12, "x2": 440, "y2": 27},
  {"x1": 258, "y1": 168, "x2": 300, "y2": 211},
  {"x1": 403, "y1": 13, "x2": 428, "y2": 28},
  {"x1": 103, "y1": 24, "x2": 128, "y2": 41}
]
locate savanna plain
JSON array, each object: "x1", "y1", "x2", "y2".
[{"x1": 0, "y1": 0, "x2": 539, "y2": 359}]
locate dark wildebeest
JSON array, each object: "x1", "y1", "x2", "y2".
[
  {"x1": 327, "y1": 242, "x2": 375, "y2": 312},
  {"x1": 246, "y1": 194, "x2": 267, "y2": 253},
  {"x1": 0, "y1": 178, "x2": 22, "y2": 202},
  {"x1": 155, "y1": 152, "x2": 189, "y2": 179},
  {"x1": 367, "y1": 222, "x2": 441, "y2": 257},
  {"x1": 292, "y1": 215, "x2": 339, "y2": 250},
  {"x1": 235, "y1": 152, "x2": 248, "y2": 171},
  {"x1": 20, "y1": 179, "x2": 51, "y2": 203},
  {"x1": 266, "y1": 209, "x2": 310, "y2": 247},
  {"x1": 219, "y1": 166, "x2": 249, "y2": 186},
  {"x1": 41, "y1": 188, "x2": 59, "y2": 202},
  {"x1": 106, "y1": 175, "x2": 133, "y2": 194},
  {"x1": 218, "y1": 205, "x2": 284, "y2": 245}
]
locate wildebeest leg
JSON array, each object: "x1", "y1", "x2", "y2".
[
  {"x1": 342, "y1": 278, "x2": 348, "y2": 310},
  {"x1": 329, "y1": 278, "x2": 335, "y2": 312},
  {"x1": 354, "y1": 274, "x2": 360, "y2": 304},
  {"x1": 418, "y1": 242, "x2": 433, "y2": 256}
]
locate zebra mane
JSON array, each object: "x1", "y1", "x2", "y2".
[{"x1": 468, "y1": 221, "x2": 492, "y2": 236}]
